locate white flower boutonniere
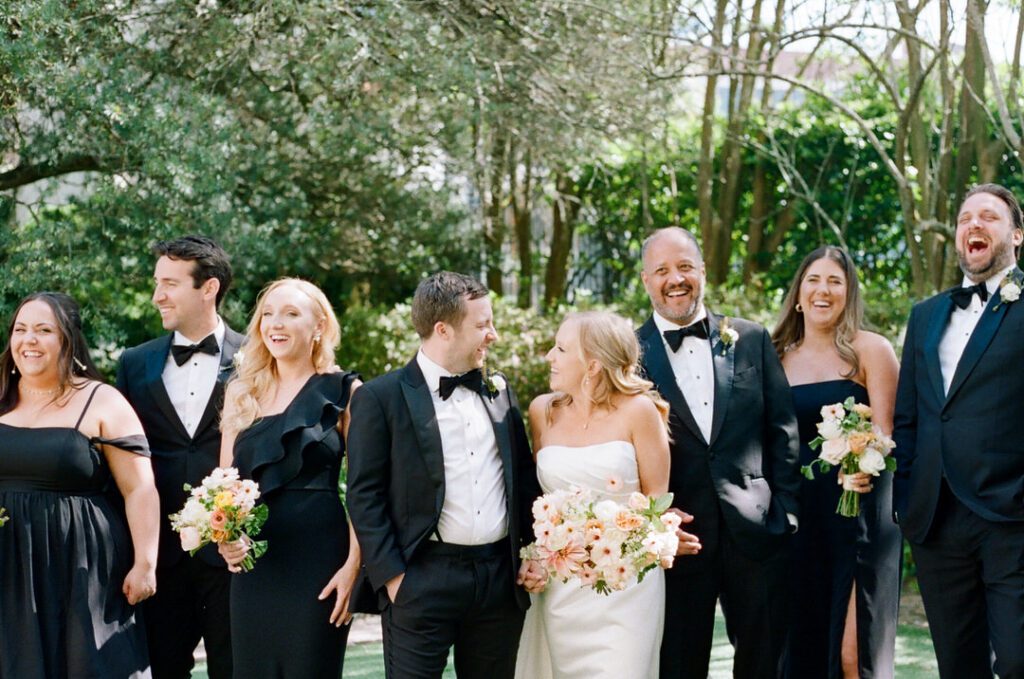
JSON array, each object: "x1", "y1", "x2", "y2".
[
  {"x1": 485, "y1": 371, "x2": 506, "y2": 399},
  {"x1": 994, "y1": 272, "x2": 1023, "y2": 311},
  {"x1": 718, "y1": 318, "x2": 739, "y2": 355},
  {"x1": 231, "y1": 350, "x2": 245, "y2": 370}
]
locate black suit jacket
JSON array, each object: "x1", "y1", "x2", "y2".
[
  {"x1": 638, "y1": 311, "x2": 800, "y2": 558},
  {"x1": 116, "y1": 327, "x2": 245, "y2": 568},
  {"x1": 346, "y1": 357, "x2": 540, "y2": 610},
  {"x1": 893, "y1": 275, "x2": 1024, "y2": 543}
]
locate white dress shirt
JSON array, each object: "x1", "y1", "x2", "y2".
[
  {"x1": 416, "y1": 350, "x2": 508, "y2": 545},
  {"x1": 654, "y1": 309, "x2": 714, "y2": 443},
  {"x1": 162, "y1": 319, "x2": 225, "y2": 438},
  {"x1": 938, "y1": 264, "x2": 1014, "y2": 395}
]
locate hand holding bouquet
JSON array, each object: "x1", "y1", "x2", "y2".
[
  {"x1": 520, "y1": 487, "x2": 679, "y2": 595},
  {"x1": 803, "y1": 397, "x2": 896, "y2": 517},
  {"x1": 169, "y1": 467, "x2": 268, "y2": 572}
]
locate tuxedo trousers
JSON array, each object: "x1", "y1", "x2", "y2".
[
  {"x1": 381, "y1": 539, "x2": 524, "y2": 679},
  {"x1": 144, "y1": 556, "x2": 233, "y2": 679},
  {"x1": 910, "y1": 481, "x2": 1024, "y2": 679},
  {"x1": 660, "y1": 510, "x2": 791, "y2": 679}
]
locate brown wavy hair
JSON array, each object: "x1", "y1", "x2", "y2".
[
  {"x1": 771, "y1": 246, "x2": 864, "y2": 378},
  {"x1": 547, "y1": 310, "x2": 670, "y2": 426}
]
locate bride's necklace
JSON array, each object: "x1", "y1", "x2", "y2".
[{"x1": 20, "y1": 385, "x2": 62, "y2": 397}]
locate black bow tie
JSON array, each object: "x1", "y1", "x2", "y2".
[
  {"x1": 438, "y1": 369, "x2": 483, "y2": 401},
  {"x1": 663, "y1": 320, "x2": 709, "y2": 352},
  {"x1": 171, "y1": 334, "x2": 219, "y2": 367},
  {"x1": 950, "y1": 283, "x2": 989, "y2": 310}
]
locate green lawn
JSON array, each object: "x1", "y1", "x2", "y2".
[{"x1": 190, "y1": 603, "x2": 938, "y2": 679}]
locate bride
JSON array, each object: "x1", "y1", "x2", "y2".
[{"x1": 515, "y1": 310, "x2": 671, "y2": 679}]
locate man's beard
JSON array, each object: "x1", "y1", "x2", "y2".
[
  {"x1": 959, "y1": 237, "x2": 1015, "y2": 281},
  {"x1": 658, "y1": 285, "x2": 704, "y2": 325}
]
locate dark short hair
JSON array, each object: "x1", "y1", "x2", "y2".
[
  {"x1": 152, "y1": 235, "x2": 233, "y2": 307},
  {"x1": 0, "y1": 292, "x2": 103, "y2": 415},
  {"x1": 640, "y1": 226, "x2": 704, "y2": 265},
  {"x1": 411, "y1": 272, "x2": 489, "y2": 339},
  {"x1": 964, "y1": 183, "x2": 1023, "y2": 257}
]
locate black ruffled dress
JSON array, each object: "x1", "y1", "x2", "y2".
[{"x1": 229, "y1": 371, "x2": 358, "y2": 679}]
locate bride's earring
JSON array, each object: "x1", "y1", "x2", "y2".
[{"x1": 795, "y1": 303, "x2": 804, "y2": 313}]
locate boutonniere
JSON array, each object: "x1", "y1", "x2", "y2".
[
  {"x1": 484, "y1": 369, "x2": 506, "y2": 400},
  {"x1": 994, "y1": 272, "x2": 1022, "y2": 311},
  {"x1": 0, "y1": 507, "x2": 9, "y2": 527},
  {"x1": 230, "y1": 350, "x2": 245, "y2": 370},
  {"x1": 717, "y1": 318, "x2": 739, "y2": 355}
]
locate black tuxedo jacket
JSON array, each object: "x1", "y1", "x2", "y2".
[
  {"x1": 116, "y1": 327, "x2": 245, "y2": 568},
  {"x1": 893, "y1": 275, "x2": 1024, "y2": 543},
  {"x1": 638, "y1": 311, "x2": 800, "y2": 558},
  {"x1": 346, "y1": 357, "x2": 540, "y2": 610}
]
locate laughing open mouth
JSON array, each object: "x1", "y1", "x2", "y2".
[{"x1": 967, "y1": 235, "x2": 989, "y2": 254}]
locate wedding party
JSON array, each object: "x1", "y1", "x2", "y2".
[{"x1": 5, "y1": 2, "x2": 1024, "y2": 678}]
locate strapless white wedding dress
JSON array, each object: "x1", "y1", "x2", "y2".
[{"x1": 514, "y1": 441, "x2": 665, "y2": 679}]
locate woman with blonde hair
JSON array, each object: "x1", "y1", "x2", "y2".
[
  {"x1": 515, "y1": 310, "x2": 672, "y2": 679},
  {"x1": 772, "y1": 246, "x2": 901, "y2": 679},
  {"x1": 217, "y1": 278, "x2": 361, "y2": 678}
]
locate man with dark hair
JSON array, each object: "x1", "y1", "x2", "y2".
[
  {"x1": 347, "y1": 271, "x2": 539, "y2": 679},
  {"x1": 116, "y1": 235, "x2": 243, "y2": 679},
  {"x1": 894, "y1": 183, "x2": 1024, "y2": 678},
  {"x1": 637, "y1": 227, "x2": 800, "y2": 679}
]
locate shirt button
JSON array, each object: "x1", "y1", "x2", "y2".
[{"x1": 470, "y1": 452, "x2": 475, "y2": 456}]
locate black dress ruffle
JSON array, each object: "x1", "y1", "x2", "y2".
[
  {"x1": 230, "y1": 371, "x2": 358, "y2": 679},
  {"x1": 0, "y1": 425, "x2": 152, "y2": 679}
]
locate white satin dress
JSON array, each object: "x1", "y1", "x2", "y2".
[{"x1": 515, "y1": 441, "x2": 665, "y2": 679}]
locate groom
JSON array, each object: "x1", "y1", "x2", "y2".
[
  {"x1": 893, "y1": 183, "x2": 1024, "y2": 678},
  {"x1": 347, "y1": 272, "x2": 539, "y2": 679},
  {"x1": 637, "y1": 227, "x2": 800, "y2": 679},
  {"x1": 116, "y1": 236, "x2": 243, "y2": 679}
]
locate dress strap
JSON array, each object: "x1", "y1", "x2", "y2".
[{"x1": 73, "y1": 383, "x2": 104, "y2": 432}]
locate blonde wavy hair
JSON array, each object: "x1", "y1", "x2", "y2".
[
  {"x1": 222, "y1": 278, "x2": 340, "y2": 435},
  {"x1": 547, "y1": 310, "x2": 670, "y2": 426}
]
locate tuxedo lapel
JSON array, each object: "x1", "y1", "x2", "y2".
[
  {"x1": 923, "y1": 295, "x2": 954, "y2": 405},
  {"x1": 145, "y1": 335, "x2": 190, "y2": 440},
  {"x1": 479, "y1": 387, "x2": 515, "y2": 503},
  {"x1": 193, "y1": 327, "x2": 244, "y2": 438},
  {"x1": 946, "y1": 290, "x2": 1013, "y2": 404},
  {"x1": 399, "y1": 359, "x2": 446, "y2": 490},
  {"x1": 707, "y1": 312, "x2": 734, "y2": 447},
  {"x1": 639, "y1": 318, "x2": 707, "y2": 445}
]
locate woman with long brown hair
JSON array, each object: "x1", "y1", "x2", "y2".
[{"x1": 772, "y1": 247, "x2": 901, "y2": 679}]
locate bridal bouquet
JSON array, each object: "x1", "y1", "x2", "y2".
[
  {"x1": 520, "y1": 487, "x2": 680, "y2": 595},
  {"x1": 169, "y1": 467, "x2": 268, "y2": 572},
  {"x1": 802, "y1": 397, "x2": 896, "y2": 517}
]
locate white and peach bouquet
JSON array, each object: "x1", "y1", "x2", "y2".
[
  {"x1": 169, "y1": 467, "x2": 268, "y2": 572},
  {"x1": 520, "y1": 487, "x2": 679, "y2": 595},
  {"x1": 803, "y1": 397, "x2": 896, "y2": 517}
]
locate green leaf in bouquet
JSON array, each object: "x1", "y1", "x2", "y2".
[
  {"x1": 652, "y1": 493, "x2": 674, "y2": 514},
  {"x1": 809, "y1": 435, "x2": 824, "y2": 450},
  {"x1": 249, "y1": 538, "x2": 269, "y2": 560},
  {"x1": 843, "y1": 396, "x2": 856, "y2": 410},
  {"x1": 800, "y1": 464, "x2": 816, "y2": 480},
  {"x1": 885, "y1": 457, "x2": 897, "y2": 472}
]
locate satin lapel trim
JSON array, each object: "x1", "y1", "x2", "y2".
[
  {"x1": 923, "y1": 296, "x2": 953, "y2": 405},
  {"x1": 707, "y1": 313, "x2": 734, "y2": 447},
  {"x1": 945, "y1": 292, "x2": 1011, "y2": 404},
  {"x1": 194, "y1": 328, "x2": 243, "y2": 438},
  {"x1": 480, "y1": 390, "x2": 515, "y2": 502},
  {"x1": 145, "y1": 336, "x2": 190, "y2": 440},
  {"x1": 639, "y1": 319, "x2": 707, "y2": 445},
  {"x1": 400, "y1": 364, "x2": 446, "y2": 490}
]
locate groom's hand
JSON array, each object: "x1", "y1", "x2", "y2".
[
  {"x1": 668, "y1": 508, "x2": 702, "y2": 556},
  {"x1": 385, "y1": 572, "x2": 405, "y2": 603},
  {"x1": 516, "y1": 559, "x2": 547, "y2": 593}
]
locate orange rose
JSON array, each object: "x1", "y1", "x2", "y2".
[
  {"x1": 210, "y1": 529, "x2": 229, "y2": 543},
  {"x1": 614, "y1": 511, "x2": 644, "y2": 531},
  {"x1": 848, "y1": 431, "x2": 872, "y2": 455}
]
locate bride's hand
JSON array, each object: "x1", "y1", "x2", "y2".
[
  {"x1": 217, "y1": 537, "x2": 250, "y2": 573},
  {"x1": 838, "y1": 471, "x2": 873, "y2": 494},
  {"x1": 517, "y1": 559, "x2": 547, "y2": 593}
]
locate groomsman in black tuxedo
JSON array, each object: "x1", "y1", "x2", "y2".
[
  {"x1": 894, "y1": 184, "x2": 1024, "y2": 679},
  {"x1": 116, "y1": 236, "x2": 243, "y2": 679},
  {"x1": 637, "y1": 227, "x2": 800, "y2": 679},
  {"x1": 347, "y1": 272, "x2": 539, "y2": 679}
]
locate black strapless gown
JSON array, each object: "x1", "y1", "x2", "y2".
[
  {"x1": 782, "y1": 380, "x2": 901, "y2": 679},
  {"x1": 0, "y1": 424, "x2": 152, "y2": 679},
  {"x1": 229, "y1": 372, "x2": 358, "y2": 679}
]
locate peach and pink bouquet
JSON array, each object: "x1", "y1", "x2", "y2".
[
  {"x1": 520, "y1": 487, "x2": 680, "y2": 595},
  {"x1": 169, "y1": 467, "x2": 268, "y2": 572},
  {"x1": 803, "y1": 397, "x2": 896, "y2": 517}
]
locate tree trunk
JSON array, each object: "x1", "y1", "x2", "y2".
[
  {"x1": 543, "y1": 173, "x2": 581, "y2": 310},
  {"x1": 697, "y1": 0, "x2": 729, "y2": 265},
  {"x1": 483, "y1": 127, "x2": 508, "y2": 293},
  {"x1": 511, "y1": 142, "x2": 533, "y2": 309}
]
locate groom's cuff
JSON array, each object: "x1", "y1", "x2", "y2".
[{"x1": 786, "y1": 513, "x2": 799, "y2": 534}]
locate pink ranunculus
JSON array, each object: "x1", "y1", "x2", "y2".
[
  {"x1": 628, "y1": 492, "x2": 648, "y2": 510},
  {"x1": 209, "y1": 508, "x2": 228, "y2": 531},
  {"x1": 179, "y1": 526, "x2": 202, "y2": 551},
  {"x1": 819, "y1": 437, "x2": 850, "y2": 465}
]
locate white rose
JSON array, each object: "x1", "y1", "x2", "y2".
[
  {"x1": 592, "y1": 500, "x2": 620, "y2": 523},
  {"x1": 179, "y1": 526, "x2": 202, "y2": 551},
  {"x1": 858, "y1": 449, "x2": 887, "y2": 476},
  {"x1": 1002, "y1": 282, "x2": 1021, "y2": 302},
  {"x1": 817, "y1": 418, "x2": 843, "y2": 440},
  {"x1": 628, "y1": 492, "x2": 648, "y2": 510},
  {"x1": 819, "y1": 437, "x2": 850, "y2": 465}
]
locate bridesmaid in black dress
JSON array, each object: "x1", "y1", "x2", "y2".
[
  {"x1": 771, "y1": 247, "x2": 902, "y2": 679},
  {"x1": 217, "y1": 278, "x2": 361, "y2": 679},
  {"x1": 0, "y1": 292, "x2": 160, "y2": 679}
]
